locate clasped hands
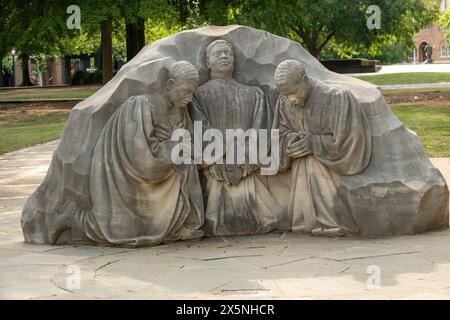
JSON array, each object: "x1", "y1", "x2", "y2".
[
  {"x1": 286, "y1": 132, "x2": 313, "y2": 159},
  {"x1": 208, "y1": 141, "x2": 258, "y2": 185},
  {"x1": 153, "y1": 122, "x2": 185, "y2": 142},
  {"x1": 208, "y1": 163, "x2": 257, "y2": 186}
]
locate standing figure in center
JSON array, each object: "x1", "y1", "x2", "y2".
[{"x1": 190, "y1": 39, "x2": 284, "y2": 235}]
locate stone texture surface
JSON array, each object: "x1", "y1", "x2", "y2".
[
  {"x1": 20, "y1": 25, "x2": 448, "y2": 244},
  {"x1": 2, "y1": 142, "x2": 450, "y2": 299}
]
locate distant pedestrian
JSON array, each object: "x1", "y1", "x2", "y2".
[{"x1": 424, "y1": 44, "x2": 433, "y2": 64}]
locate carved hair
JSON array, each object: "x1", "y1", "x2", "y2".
[
  {"x1": 205, "y1": 39, "x2": 234, "y2": 60},
  {"x1": 274, "y1": 59, "x2": 311, "y2": 93},
  {"x1": 168, "y1": 61, "x2": 199, "y2": 86}
]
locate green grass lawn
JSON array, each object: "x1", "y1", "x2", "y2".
[
  {"x1": 391, "y1": 104, "x2": 450, "y2": 157},
  {"x1": 0, "y1": 113, "x2": 69, "y2": 154},
  {"x1": 383, "y1": 87, "x2": 450, "y2": 95},
  {"x1": 0, "y1": 85, "x2": 100, "y2": 101},
  {"x1": 356, "y1": 73, "x2": 450, "y2": 86},
  {"x1": 0, "y1": 104, "x2": 448, "y2": 157}
]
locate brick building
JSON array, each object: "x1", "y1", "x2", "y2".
[
  {"x1": 4, "y1": 54, "x2": 99, "y2": 87},
  {"x1": 414, "y1": 0, "x2": 450, "y2": 63}
]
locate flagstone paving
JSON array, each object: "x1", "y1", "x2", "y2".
[{"x1": 0, "y1": 140, "x2": 449, "y2": 300}]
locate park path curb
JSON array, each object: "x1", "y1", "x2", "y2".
[{"x1": 379, "y1": 82, "x2": 450, "y2": 90}]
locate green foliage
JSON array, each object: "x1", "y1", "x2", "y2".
[
  {"x1": 222, "y1": 0, "x2": 440, "y2": 58},
  {"x1": 0, "y1": 0, "x2": 185, "y2": 60},
  {"x1": 57, "y1": 30, "x2": 101, "y2": 56},
  {"x1": 0, "y1": 0, "x2": 440, "y2": 63},
  {"x1": 31, "y1": 55, "x2": 47, "y2": 77},
  {"x1": 145, "y1": 19, "x2": 183, "y2": 45},
  {"x1": 75, "y1": 0, "x2": 181, "y2": 46},
  {"x1": 0, "y1": 0, "x2": 96, "y2": 60},
  {"x1": 70, "y1": 70, "x2": 103, "y2": 85},
  {"x1": 0, "y1": 1, "x2": 55, "y2": 57},
  {"x1": 375, "y1": 43, "x2": 412, "y2": 64},
  {"x1": 439, "y1": 8, "x2": 450, "y2": 42},
  {"x1": 112, "y1": 20, "x2": 127, "y2": 62},
  {"x1": 121, "y1": 0, "x2": 177, "y2": 23},
  {"x1": 1, "y1": 57, "x2": 13, "y2": 74},
  {"x1": 322, "y1": 36, "x2": 413, "y2": 64}
]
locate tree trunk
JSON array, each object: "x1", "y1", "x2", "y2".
[
  {"x1": 308, "y1": 47, "x2": 321, "y2": 60},
  {"x1": 20, "y1": 53, "x2": 33, "y2": 86},
  {"x1": 0, "y1": 59, "x2": 4, "y2": 87},
  {"x1": 64, "y1": 55, "x2": 72, "y2": 84},
  {"x1": 126, "y1": 18, "x2": 146, "y2": 62},
  {"x1": 291, "y1": 26, "x2": 335, "y2": 60},
  {"x1": 101, "y1": 20, "x2": 113, "y2": 84}
]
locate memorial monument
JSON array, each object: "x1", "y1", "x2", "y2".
[{"x1": 21, "y1": 25, "x2": 449, "y2": 247}]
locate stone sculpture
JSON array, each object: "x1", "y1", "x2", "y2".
[
  {"x1": 190, "y1": 39, "x2": 284, "y2": 236},
  {"x1": 21, "y1": 25, "x2": 449, "y2": 247},
  {"x1": 26, "y1": 61, "x2": 205, "y2": 246},
  {"x1": 274, "y1": 59, "x2": 372, "y2": 236}
]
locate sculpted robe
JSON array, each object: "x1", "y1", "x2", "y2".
[
  {"x1": 53, "y1": 94, "x2": 204, "y2": 247},
  {"x1": 274, "y1": 82, "x2": 372, "y2": 234},
  {"x1": 190, "y1": 78, "x2": 284, "y2": 235}
]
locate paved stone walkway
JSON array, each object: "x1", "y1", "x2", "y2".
[
  {"x1": 0, "y1": 141, "x2": 449, "y2": 299},
  {"x1": 348, "y1": 63, "x2": 450, "y2": 77}
]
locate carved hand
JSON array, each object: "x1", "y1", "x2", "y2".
[
  {"x1": 286, "y1": 133, "x2": 313, "y2": 159},
  {"x1": 154, "y1": 122, "x2": 184, "y2": 142},
  {"x1": 154, "y1": 123, "x2": 172, "y2": 141},
  {"x1": 286, "y1": 131, "x2": 302, "y2": 144}
]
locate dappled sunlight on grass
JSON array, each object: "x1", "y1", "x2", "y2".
[
  {"x1": 357, "y1": 73, "x2": 450, "y2": 86},
  {"x1": 0, "y1": 86, "x2": 100, "y2": 101},
  {"x1": 391, "y1": 104, "x2": 450, "y2": 157},
  {"x1": 0, "y1": 113, "x2": 69, "y2": 154}
]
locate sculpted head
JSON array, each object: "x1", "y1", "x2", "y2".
[
  {"x1": 274, "y1": 60, "x2": 311, "y2": 106},
  {"x1": 205, "y1": 39, "x2": 235, "y2": 78},
  {"x1": 166, "y1": 61, "x2": 199, "y2": 108}
]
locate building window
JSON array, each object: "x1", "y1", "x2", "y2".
[{"x1": 441, "y1": 46, "x2": 450, "y2": 57}]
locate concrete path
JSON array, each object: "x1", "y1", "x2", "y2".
[
  {"x1": 0, "y1": 141, "x2": 449, "y2": 300},
  {"x1": 348, "y1": 63, "x2": 450, "y2": 77}
]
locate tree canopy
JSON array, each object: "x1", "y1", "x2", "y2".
[
  {"x1": 193, "y1": 0, "x2": 440, "y2": 59},
  {"x1": 0, "y1": 0, "x2": 441, "y2": 85},
  {"x1": 0, "y1": 0, "x2": 185, "y2": 84}
]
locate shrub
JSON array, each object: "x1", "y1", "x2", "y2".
[{"x1": 71, "y1": 70, "x2": 102, "y2": 85}]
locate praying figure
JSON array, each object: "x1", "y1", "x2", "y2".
[
  {"x1": 273, "y1": 60, "x2": 372, "y2": 236},
  {"x1": 190, "y1": 39, "x2": 284, "y2": 235},
  {"x1": 48, "y1": 61, "x2": 204, "y2": 247}
]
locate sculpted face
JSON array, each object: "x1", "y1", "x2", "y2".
[
  {"x1": 281, "y1": 82, "x2": 310, "y2": 107},
  {"x1": 275, "y1": 60, "x2": 311, "y2": 107},
  {"x1": 207, "y1": 42, "x2": 235, "y2": 76},
  {"x1": 166, "y1": 79, "x2": 197, "y2": 108}
]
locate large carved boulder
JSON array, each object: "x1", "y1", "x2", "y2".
[{"x1": 22, "y1": 25, "x2": 448, "y2": 243}]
